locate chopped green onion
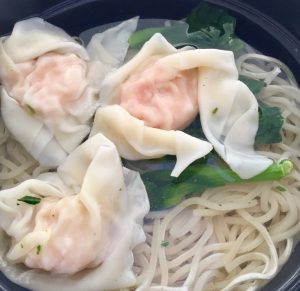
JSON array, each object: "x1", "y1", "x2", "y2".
[
  {"x1": 212, "y1": 107, "x2": 219, "y2": 114},
  {"x1": 275, "y1": 185, "x2": 286, "y2": 192},
  {"x1": 18, "y1": 196, "x2": 42, "y2": 205},
  {"x1": 36, "y1": 244, "x2": 42, "y2": 255},
  {"x1": 25, "y1": 105, "x2": 36, "y2": 115},
  {"x1": 161, "y1": 240, "x2": 169, "y2": 247}
]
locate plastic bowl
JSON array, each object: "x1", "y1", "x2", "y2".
[{"x1": 0, "y1": 0, "x2": 299, "y2": 290}]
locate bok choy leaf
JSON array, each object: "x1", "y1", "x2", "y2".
[
  {"x1": 129, "y1": 3, "x2": 244, "y2": 54},
  {"x1": 134, "y1": 156, "x2": 292, "y2": 210}
]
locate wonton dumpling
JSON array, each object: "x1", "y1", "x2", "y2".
[
  {"x1": 0, "y1": 17, "x2": 137, "y2": 167},
  {"x1": 0, "y1": 134, "x2": 149, "y2": 291},
  {"x1": 95, "y1": 33, "x2": 272, "y2": 178},
  {"x1": 91, "y1": 34, "x2": 213, "y2": 177}
]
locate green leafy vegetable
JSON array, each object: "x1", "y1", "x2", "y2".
[
  {"x1": 129, "y1": 23, "x2": 244, "y2": 54},
  {"x1": 186, "y1": 3, "x2": 235, "y2": 33},
  {"x1": 185, "y1": 2, "x2": 244, "y2": 55},
  {"x1": 161, "y1": 240, "x2": 169, "y2": 247},
  {"x1": 139, "y1": 157, "x2": 293, "y2": 210},
  {"x1": 256, "y1": 102, "x2": 284, "y2": 144},
  {"x1": 239, "y1": 75, "x2": 266, "y2": 94},
  {"x1": 187, "y1": 22, "x2": 244, "y2": 53},
  {"x1": 129, "y1": 26, "x2": 166, "y2": 48},
  {"x1": 129, "y1": 3, "x2": 244, "y2": 54},
  {"x1": 17, "y1": 196, "x2": 42, "y2": 205},
  {"x1": 226, "y1": 77, "x2": 283, "y2": 145},
  {"x1": 129, "y1": 23, "x2": 190, "y2": 49}
]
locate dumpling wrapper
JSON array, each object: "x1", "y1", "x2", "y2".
[
  {"x1": 95, "y1": 33, "x2": 272, "y2": 179},
  {"x1": 86, "y1": 16, "x2": 138, "y2": 83},
  {"x1": 0, "y1": 133, "x2": 149, "y2": 291},
  {"x1": 0, "y1": 17, "x2": 137, "y2": 167},
  {"x1": 90, "y1": 105, "x2": 213, "y2": 177}
]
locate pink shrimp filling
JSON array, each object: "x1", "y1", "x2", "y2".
[
  {"x1": 24, "y1": 196, "x2": 109, "y2": 274},
  {"x1": 6, "y1": 52, "x2": 88, "y2": 121},
  {"x1": 119, "y1": 56, "x2": 199, "y2": 130}
]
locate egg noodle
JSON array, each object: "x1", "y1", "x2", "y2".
[{"x1": 0, "y1": 52, "x2": 300, "y2": 291}]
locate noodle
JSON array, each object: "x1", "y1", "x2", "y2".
[{"x1": 0, "y1": 50, "x2": 299, "y2": 290}]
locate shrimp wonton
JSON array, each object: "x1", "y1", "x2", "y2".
[{"x1": 0, "y1": 134, "x2": 149, "y2": 291}]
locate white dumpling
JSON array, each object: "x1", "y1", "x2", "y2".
[
  {"x1": 0, "y1": 133, "x2": 149, "y2": 291},
  {"x1": 90, "y1": 34, "x2": 212, "y2": 177},
  {"x1": 0, "y1": 17, "x2": 136, "y2": 168},
  {"x1": 95, "y1": 33, "x2": 272, "y2": 178}
]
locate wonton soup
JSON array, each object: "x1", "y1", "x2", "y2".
[{"x1": 0, "y1": 3, "x2": 299, "y2": 291}]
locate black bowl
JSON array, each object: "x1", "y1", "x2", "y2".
[{"x1": 0, "y1": 0, "x2": 300, "y2": 290}]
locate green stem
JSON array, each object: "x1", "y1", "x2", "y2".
[{"x1": 141, "y1": 158, "x2": 293, "y2": 211}]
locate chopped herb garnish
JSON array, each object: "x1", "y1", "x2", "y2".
[
  {"x1": 161, "y1": 240, "x2": 169, "y2": 247},
  {"x1": 18, "y1": 196, "x2": 42, "y2": 205},
  {"x1": 20, "y1": 243, "x2": 24, "y2": 249},
  {"x1": 36, "y1": 244, "x2": 42, "y2": 255},
  {"x1": 16, "y1": 203, "x2": 20, "y2": 206},
  {"x1": 25, "y1": 104, "x2": 36, "y2": 115},
  {"x1": 212, "y1": 107, "x2": 218, "y2": 114},
  {"x1": 275, "y1": 186, "x2": 286, "y2": 192}
]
